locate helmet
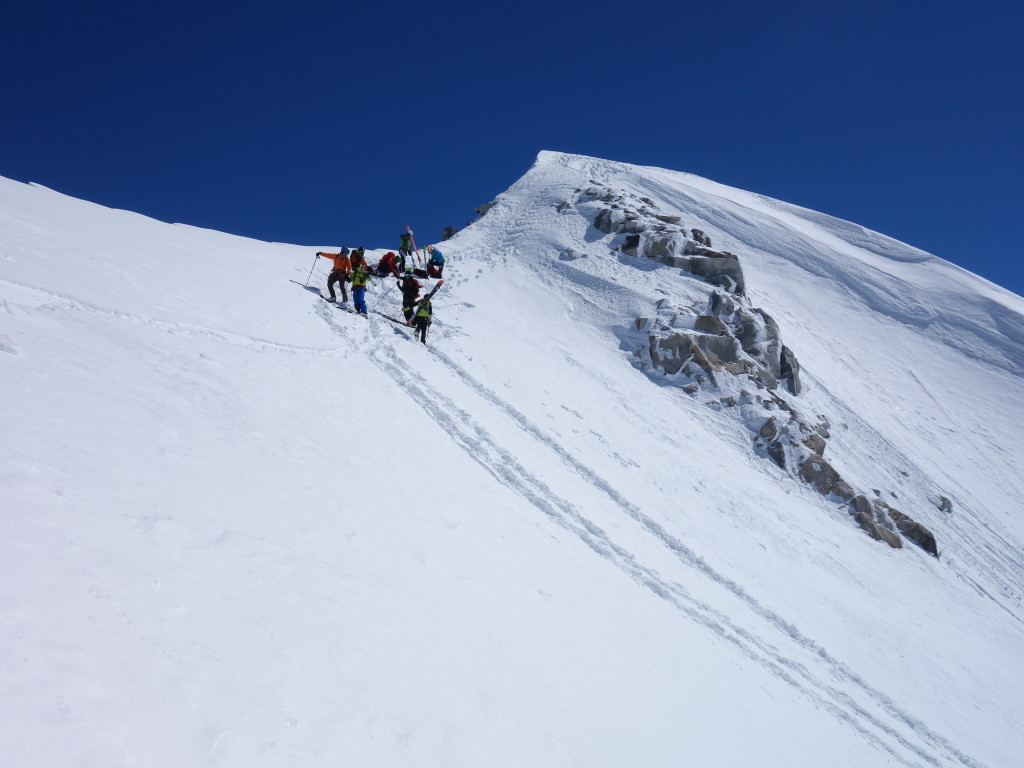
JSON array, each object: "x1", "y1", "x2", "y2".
[
  {"x1": 340, "y1": 247, "x2": 350, "y2": 255},
  {"x1": 403, "y1": 267, "x2": 413, "y2": 275}
]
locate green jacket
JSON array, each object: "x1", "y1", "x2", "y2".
[
  {"x1": 415, "y1": 298, "x2": 433, "y2": 321},
  {"x1": 351, "y1": 264, "x2": 371, "y2": 288}
]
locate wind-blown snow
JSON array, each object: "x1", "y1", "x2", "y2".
[{"x1": 2, "y1": 152, "x2": 1022, "y2": 767}]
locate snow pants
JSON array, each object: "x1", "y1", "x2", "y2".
[
  {"x1": 414, "y1": 316, "x2": 430, "y2": 344},
  {"x1": 352, "y1": 286, "x2": 367, "y2": 315},
  {"x1": 401, "y1": 293, "x2": 419, "y2": 323},
  {"x1": 327, "y1": 270, "x2": 348, "y2": 302}
]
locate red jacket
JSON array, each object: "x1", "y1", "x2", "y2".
[{"x1": 378, "y1": 252, "x2": 400, "y2": 276}]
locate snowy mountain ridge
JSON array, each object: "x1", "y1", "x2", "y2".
[{"x1": 2, "y1": 152, "x2": 1023, "y2": 767}]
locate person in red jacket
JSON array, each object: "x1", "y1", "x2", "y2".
[
  {"x1": 375, "y1": 251, "x2": 402, "y2": 278},
  {"x1": 316, "y1": 247, "x2": 351, "y2": 302}
]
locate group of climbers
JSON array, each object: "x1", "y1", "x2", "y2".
[
  {"x1": 312, "y1": 232, "x2": 443, "y2": 345},
  {"x1": 315, "y1": 246, "x2": 371, "y2": 314}
]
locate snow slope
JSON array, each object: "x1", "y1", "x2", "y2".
[{"x1": 2, "y1": 153, "x2": 1022, "y2": 767}]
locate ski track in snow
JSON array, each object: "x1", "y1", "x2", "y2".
[
  {"x1": 0, "y1": 277, "x2": 349, "y2": 357},
  {"x1": 311, "y1": 296, "x2": 987, "y2": 768},
  {"x1": 429, "y1": 349, "x2": 983, "y2": 768}
]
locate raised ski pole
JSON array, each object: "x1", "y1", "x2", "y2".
[
  {"x1": 304, "y1": 252, "x2": 319, "y2": 287},
  {"x1": 406, "y1": 225, "x2": 423, "y2": 265}
]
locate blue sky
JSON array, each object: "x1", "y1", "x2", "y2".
[{"x1": 2, "y1": 0, "x2": 1021, "y2": 295}]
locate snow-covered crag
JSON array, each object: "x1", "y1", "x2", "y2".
[
  {"x1": 545, "y1": 178, "x2": 939, "y2": 554},
  {"x1": 3, "y1": 152, "x2": 1024, "y2": 768}
]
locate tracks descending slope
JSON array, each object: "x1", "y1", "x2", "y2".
[{"x1": 350, "y1": 317, "x2": 984, "y2": 768}]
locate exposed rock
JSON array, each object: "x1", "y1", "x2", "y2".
[
  {"x1": 748, "y1": 368, "x2": 780, "y2": 390},
  {"x1": 693, "y1": 333, "x2": 742, "y2": 366},
  {"x1": 799, "y1": 455, "x2": 843, "y2": 495},
  {"x1": 759, "y1": 418, "x2": 779, "y2": 441},
  {"x1": 803, "y1": 434, "x2": 826, "y2": 456},
  {"x1": 555, "y1": 201, "x2": 573, "y2": 214},
  {"x1": 620, "y1": 218, "x2": 647, "y2": 234},
  {"x1": 780, "y1": 345, "x2": 802, "y2": 395},
  {"x1": 442, "y1": 225, "x2": 457, "y2": 241},
  {"x1": 684, "y1": 241, "x2": 716, "y2": 257},
  {"x1": 635, "y1": 317, "x2": 649, "y2": 330},
  {"x1": 753, "y1": 309, "x2": 781, "y2": 343},
  {"x1": 649, "y1": 333, "x2": 692, "y2": 375},
  {"x1": 832, "y1": 479, "x2": 857, "y2": 501},
  {"x1": 877, "y1": 501, "x2": 938, "y2": 556},
  {"x1": 848, "y1": 495, "x2": 901, "y2": 546},
  {"x1": 653, "y1": 254, "x2": 691, "y2": 270},
  {"x1": 691, "y1": 228, "x2": 712, "y2": 247},
  {"x1": 733, "y1": 311, "x2": 762, "y2": 355},
  {"x1": 475, "y1": 201, "x2": 496, "y2": 218},
  {"x1": 686, "y1": 255, "x2": 746, "y2": 295},
  {"x1": 766, "y1": 441, "x2": 786, "y2": 468},
  {"x1": 594, "y1": 208, "x2": 622, "y2": 234},
  {"x1": 709, "y1": 291, "x2": 738, "y2": 317},
  {"x1": 849, "y1": 494, "x2": 873, "y2": 516},
  {"x1": 694, "y1": 315, "x2": 730, "y2": 335},
  {"x1": 938, "y1": 496, "x2": 953, "y2": 513},
  {"x1": 623, "y1": 235, "x2": 640, "y2": 257},
  {"x1": 642, "y1": 234, "x2": 684, "y2": 260},
  {"x1": 655, "y1": 214, "x2": 682, "y2": 224},
  {"x1": 853, "y1": 510, "x2": 903, "y2": 548}
]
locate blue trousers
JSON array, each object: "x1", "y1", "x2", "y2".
[{"x1": 353, "y1": 287, "x2": 367, "y2": 314}]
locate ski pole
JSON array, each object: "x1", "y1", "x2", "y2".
[
  {"x1": 304, "y1": 253, "x2": 319, "y2": 287},
  {"x1": 371, "y1": 279, "x2": 396, "y2": 310}
]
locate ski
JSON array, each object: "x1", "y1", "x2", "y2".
[
  {"x1": 321, "y1": 296, "x2": 358, "y2": 314},
  {"x1": 406, "y1": 224, "x2": 423, "y2": 266},
  {"x1": 375, "y1": 280, "x2": 444, "y2": 333},
  {"x1": 374, "y1": 310, "x2": 412, "y2": 327},
  {"x1": 422, "y1": 278, "x2": 444, "y2": 302}
]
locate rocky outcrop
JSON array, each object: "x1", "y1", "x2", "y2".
[
  {"x1": 686, "y1": 255, "x2": 746, "y2": 295},
  {"x1": 623, "y1": 235, "x2": 641, "y2": 257},
  {"x1": 572, "y1": 179, "x2": 941, "y2": 557},
  {"x1": 799, "y1": 456, "x2": 843, "y2": 496},
  {"x1": 851, "y1": 495, "x2": 903, "y2": 549},
  {"x1": 642, "y1": 234, "x2": 685, "y2": 260},
  {"x1": 691, "y1": 228, "x2": 712, "y2": 247},
  {"x1": 875, "y1": 500, "x2": 938, "y2": 556},
  {"x1": 780, "y1": 345, "x2": 802, "y2": 395},
  {"x1": 594, "y1": 208, "x2": 622, "y2": 234}
]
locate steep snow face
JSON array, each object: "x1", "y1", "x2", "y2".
[{"x1": 2, "y1": 156, "x2": 1023, "y2": 768}]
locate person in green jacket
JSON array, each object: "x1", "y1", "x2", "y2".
[
  {"x1": 412, "y1": 294, "x2": 433, "y2": 344},
  {"x1": 350, "y1": 259, "x2": 371, "y2": 315},
  {"x1": 398, "y1": 232, "x2": 414, "y2": 262}
]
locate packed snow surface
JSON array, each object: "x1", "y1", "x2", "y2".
[{"x1": 2, "y1": 152, "x2": 1023, "y2": 767}]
